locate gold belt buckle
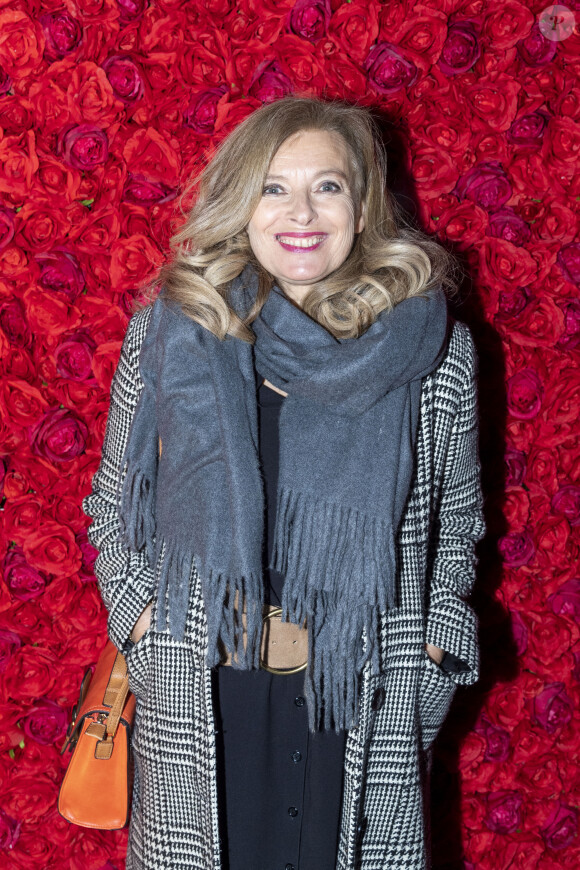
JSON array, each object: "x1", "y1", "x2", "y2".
[{"x1": 259, "y1": 606, "x2": 308, "y2": 675}]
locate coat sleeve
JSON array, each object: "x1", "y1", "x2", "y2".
[
  {"x1": 425, "y1": 323, "x2": 486, "y2": 686},
  {"x1": 82, "y1": 306, "x2": 156, "y2": 652}
]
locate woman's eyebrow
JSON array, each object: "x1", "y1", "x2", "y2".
[{"x1": 265, "y1": 169, "x2": 349, "y2": 181}]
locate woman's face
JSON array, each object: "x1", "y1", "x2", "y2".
[{"x1": 247, "y1": 129, "x2": 365, "y2": 305}]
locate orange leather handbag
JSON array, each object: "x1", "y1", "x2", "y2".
[{"x1": 59, "y1": 640, "x2": 136, "y2": 829}]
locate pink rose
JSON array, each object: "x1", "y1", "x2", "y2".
[
  {"x1": 249, "y1": 59, "x2": 293, "y2": 102},
  {"x1": 557, "y1": 242, "x2": 580, "y2": 286},
  {"x1": 0, "y1": 297, "x2": 32, "y2": 347},
  {"x1": 506, "y1": 368, "x2": 543, "y2": 419},
  {"x1": 22, "y1": 697, "x2": 68, "y2": 745},
  {"x1": 540, "y1": 802, "x2": 579, "y2": 850},
  {"x1": 60, "y1": 124, "x2": 109, "y2": 170},
  {"x1": 122, "y1": 173, "x2": 177, "y2": 206},
  {"x1": 0, "y1": 808, "x2": 21, "y2": 851},
  {"x1": 516, "y1": 22, "x2": 557, "y2": 66},
  {"x1": 364, "y1": 42, "x2": 418, "y2": 94},
  {"x1": 551, "y1": 485, "x2": 580, "y2": 526},
  {"x1": 533, "y1": 682, "x2": 573, "y2": 733},
  {"x1": 55, "y1": 331, "x2": 96, "y2": 382},
  {"x1": 0, "y1": 628, "x2": 21, "y2": 673},
  {"x1": 288, "y1": 0, "x2": 331, "y2": 42},
  {"x1": 184, "y1": 87, "x2": 228, "y2": 135},
  {"x1": 480, "y1": 720, "x2": 511, "y2": 763},
  {"x1": 103, "y1": 54, "x2": 145, "y2": 103},
  {"x1": 439, "y1": 21, "x2": 481, "y2": 75},
  {"x1": 548, "y1": 577, "x2": 580, "y2": 618},
  {"x1": 454, "y1": 161, "x2": 512, "y2": 210},
  {"x1": 498, "y1": 528, "x2": 535, "y2": 567},
  {"x1": 487, "y1": 208, "x2": 531, "y2": 246},
  {"x1": 30, "y1": 408, "x2": 89, "y2": 462},
  {"x1": 35, "y1": 249, "x2": 85, "y2": 303},
  {"x1": 507, "y1": 111, "x2": 549, "y2": 146},
  {"x1": 40, "y1": 10, "x2": 82, "y2": 60},
  {"x1": 557, "y1": 299, "x2": 580, "y2": 351},
  {"x1": 509, "y1": 607, "x2": 528, "y2": 655},
  {"x1": 484, "y1": 790, "x2": 523, "y2": 834},
  {"x1": 495, "y1": 286, "x2": 531, "y2": 321},
  {"x1": 504, "y1": 446, "x2": 527, "y2": 486},
  {"x1": 0, "y1": 66, "x2": 11, "y2": 96},
  {"x1": 117, "y1": 0, "x2": 148, "y2": 21},
  {"x1": 4, "y1": 547, "x2": 47, "y2": 600},
  {"x1": 0, "y1": 205, "x2": 15, "y2": 249},
  {"x1": 76, "y1": 528, "x2": 98, "y2": 580}
]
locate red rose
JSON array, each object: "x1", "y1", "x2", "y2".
[
  {"x1": 0, "y1": 629, "x2": 21, "y2": 673},
  {"x1": 103, "y1": 54, "x2": 145, "y2": 102},
  {"x1": 439, "y1": 21, "x2": 481, "y2": 75},
  {"x1": 2, "y1": 647, "x2": 57, "y2": 703},
  {"x1": 55, "y1": 332, "x2": 97, "y2": 381},
  {"x1": 22, "y1": 287, "x2": 82, "y2": 337},
  {"x1": 40, "y1": 9, "x2": 82, "y2": 60},
  {"x1": 506, "y1": 368, "x2": 543, "y2": 419},
  {"x1": 484, "y1": 790, "x2": 523, "y2": 834},
  {"x1": 60, "y1": 124, "x2": 109, "y2": 170},
  {"x1": 0, "y1": 10, "x2": 45, "y2": 79},
  {"x1": 122, "y1": 173, "x2": 176, "y2": 206},
  {"x1": 437, "y1": 200, "x2": 488, "y2": 249},
  {"x1": 532, "y1": 682, "x2": 573, "y2": 734},
  {"x1": 0, "y1": 67, "x2": 11, "y2": 97},
  {"x1": 3, "y1": 547, "x2": 47, "y2": 601},
  {"x1": 364, "y1": 42, "x2": 418, "y2": 95},
  {"x1": 489, "y1": 682, "x2": 526, "y2": 728},
  {"x1": 22, "y1": 520, "x2": 82, "y2": 575},
  {"x1": 35, "y1": 249, "x2": 85, "y2": 302},
  {"x1": 122, "y1": 126, "x2": 180, "y2": 184},
  {"x1": 110, "y1": 233, "x2": 163, "y2": 293},
  {"x1": 0, "y1": 808, "x2": 21, "y2": 851},
  {"x1": 3, "y1": 773, "x2": 58, "y2": 824},
  {"x1": 0, "y1": 130, "x2": 39, "y2": 202},
  {"x1": 0, "y1": 206, "x2": 15, "y2": 250},
  {"x1": 288, "y1": 0, "x2": 330, "y2": 43},
  {"x1": 91, "y1": 339, "x2": 123, "y2": 391},
  {"x1": 543, "y1": 118, "x2": 580, "y2": 179},
  {"x1": 328, "y1": 0, "x2": 378, "y2": 63},
  {"x1": 1, "y1": 379, "x2": 49, "y2": 428},
  {"x1": 30, "y1": 408, "x2": 88, "y2": 462},
  {"x1": 68, "y1": 61, "x2": 124, "y2": 126},
  {"x1": 541, "y1": 802, "x2": 579, "y2": 851},
  {"x1": 35, "y1": 155, "x2": 81, "y2": 201},
  {"x1": 272, "y1": 37, "x2": 325, "y2": 93},
  {"x1": 22, "y1": 697, "x2": 68, "y2": 746},
  {"x1": 0, "y1": 298, "x2": 32, "y2": 348},
  {"x1": 555, "y1": 298, "x2": 580, "y2": 350},
  {"x1": 551, "y1": 484, "x2": 580, "y2": 526}
]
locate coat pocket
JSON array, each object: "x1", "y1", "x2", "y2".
[
  {"x1": 417, "y1": 651, "x2": 457, "y2": 751},
  {"x1": 125, "y1": 627, "x2": 154, "y2": 702}
]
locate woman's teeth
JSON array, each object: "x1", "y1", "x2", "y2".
[{"x1": 276, "y1": 235, "x2": 325, "y2": 248}]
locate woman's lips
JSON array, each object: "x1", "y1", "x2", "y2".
[{"x1": 275, "y1": 233, "x2": 327, "y2": 251}]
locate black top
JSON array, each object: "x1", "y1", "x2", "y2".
[{"x1": 213, "y1": 383, "x2": 346, "y2": 870}]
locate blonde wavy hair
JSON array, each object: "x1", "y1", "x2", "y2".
[{"x1": 154, "y1": 97, "x2": 459, "y2": 342}]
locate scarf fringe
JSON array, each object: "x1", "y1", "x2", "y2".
[
  {"x1": 117, "y1": 461, "x2": 157, "y2": 566},
  {"x1": 154, "y1": 537, "x2": 263, "y2": 665}
]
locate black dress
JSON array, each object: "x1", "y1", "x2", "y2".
[{"x1": 213, "y1": 383, "x2": 347, "y2": 870}]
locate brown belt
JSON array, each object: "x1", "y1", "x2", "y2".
[{"x1": 220, "y1": 604, "x2": 308, "y2": 674}]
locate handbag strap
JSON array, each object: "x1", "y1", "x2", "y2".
[{"x1": 104, "y1": 652, "x2": 130, "y2": 738}]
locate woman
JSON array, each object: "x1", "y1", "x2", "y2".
[{"x1": 83, "y1": 96, "x2": 485, "y2": 870}]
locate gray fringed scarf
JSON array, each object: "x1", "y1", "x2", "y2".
[{"x1": 118, "y1": 273, "x2": 449, "y2": 730}]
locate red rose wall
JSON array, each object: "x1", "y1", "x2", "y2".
[{"x1": 0, "y1": 0, "x2": 579, "y2": 866}]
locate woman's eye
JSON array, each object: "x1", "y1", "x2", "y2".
[
  {"x1": 263, "y1": 185, "x2": 284, "y2": 195},
  {"x1": 319, "y1": 181, "x2": 341, "y2": 193}
]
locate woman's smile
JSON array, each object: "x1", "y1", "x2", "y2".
[{"x1": 276, "y1": 232, "x2": 328, "y2": 251}]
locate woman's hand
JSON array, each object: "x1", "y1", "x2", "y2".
[
  {"x1": 425, "y1": 642, "x2": 445, "y2": 665},
  {"x1": 131, "y1": 602, "x2": 152, "y2": 644}
]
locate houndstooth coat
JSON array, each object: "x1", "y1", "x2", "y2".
[{"x1": 83, "y1": 303, "x2": 486, "y2": 870}]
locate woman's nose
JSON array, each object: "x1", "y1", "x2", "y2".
[{"x1": 288, "y1": 190, "x2": 317, "y2": 224}]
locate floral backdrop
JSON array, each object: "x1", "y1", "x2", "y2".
[{"x1": 0, "y1": 0, "x2": 579, "y2": 866}]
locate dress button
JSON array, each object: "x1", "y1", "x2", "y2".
[
  {"x1": 357, "y1": 816, "x2": 368, "y2": 838},
  {"x1": 371, "y1": 686, "x2": 386, "y2": 712},
  {"x1": 287, "y1": 806, "x2": 299, "y2": 818},
  {"x1": 294, "y1": 696, "x2": 305, "y2": 707},
  {"x1": 291, "y1": 750, "x2": 302, "y2": 763},
  {"x1": 285, "y1": 864, "x2": 295, "y2": 870}
]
